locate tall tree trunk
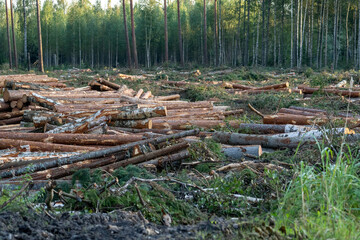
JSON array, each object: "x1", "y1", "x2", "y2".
[
  {"x1": 10, "y1": 0, "x2": 17, "y2": 69},
  {"x1": 358, "y1": 2, "x2": 360, "y2": 69},
  {"x1": 130, "y1": 0, "x2": 138, "y2": 68},
  {"x1": 299, "y1": 0, "x2": 308, "y2": 69},
  {"x1": 5, "y1": 0, "x2": 12, "y2": 69},
  {"x1": 255, "y1": 4, "x2": 260, "y2": 66},
  {"x1": 23, "y1": 0, "x2": 27, "y2": 68},
  {"x1": 219, "y1": 0, "x2": 222, "y2": 64},
  {"x1": 79, "y1": 21, "x2": 81, "y2": 68},
  {"x1": 36, "y1": 0, "x2": 44, "y2": 72},
  {"x1": 324, "y1": 0, "x2": 329, "y2": 68},
  {"x1": 214, "y1": 0, "x2": 218, "y2": 66},
  {"x1": 273, "y1": 1, "x2": 277, "y2": 66},
  {"x1": 332, "y1": 0, "x2": 338, "y2": 71},
  {"x1": 164, "y1": 0, "x2": 168, "y2": 63},
  {"x1": 246, "y1": 0, "x2": 250, "y2": 65},
  {"x1": 203, "y1": 0, "x2": 208, "y2": 65},
  {"x1": 346, "y1": 2, "x2": 350, "y2": 64},
  {"x1": 177, "y1": 0, "x2": 184, "y2": 66},
  {"x1": 122, "y1": 0, "x2": 132, "y2": 69},
  {"x1": 261, "y1": 0, "x2": 265, "y2": 65},
  {"x1": 291, "y1": 0, "x2": 294, "y2": 67}
]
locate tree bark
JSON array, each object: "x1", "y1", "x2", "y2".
[
  {"x1": 203, "y1": 0, "x2": 208, "y2": 65},
  {"x1": 164, "y1": 0, "x2": 168, "y2": 63},
  {"x1": 122, "y1": 0, "x2": 132, "y2": 69},
  {"x1": 0, "y1": 129, "x2": 199, "y2": 179},
  {"x1": 130, "y1": 0, "x2": 138, "y2": 68},
  {"x1": 177, "y1": 0, "x2": 184, "y2": 66},
  {"x1": 10, "y1": 0, "x2": 17, "y2": 68},
  {"x1": 36, "y1": 0, "x2": 44, "y2": 72},
  {"x1": 0, "y1": 132, "x2": 144, "y2": 146},
  {"x1": 5, "y1": 0, "x2": 12, "y2": 69},
  {"x1": 214, "y1": 0, "x2": 218, "y2": 66}
]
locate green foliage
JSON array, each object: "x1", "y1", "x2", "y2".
[
  {"x1": 184, "y1": 85, "x2": 231, "y2": 102},
  {"x1": 304, "y1": 67, "x2": 314, "y2": 78},
  {"x1": 248, "y1": 92, "x2": 300, "y2": 112},
  {"x1": 275, "y1": 145, "x2": 360, "y2": 239},
  {"x1": 113, "y1": 165, "x2": 155, "y2": 184}
]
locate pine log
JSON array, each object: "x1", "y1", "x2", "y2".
[
  {"x1": 300, "y1": 86, "x2": 360, "y2": 97},
  {"x1": 213, "y1": 129, "x2": 349, "y2": 149},
  {"x1": 5, "y1": 89, "x2": 123, "y2": 99},
  {"x1": 0, "y1": 111, "x2": 24, "y2": 120},
  {"x1": 27, "y1": 92, "x2": 61, "y2": 110},
  {"x1": 0, "y1": 139, "x2": 99, "y2": 152},
  {"x1": 110, "y1": 106, "x2": 167, "y2": 120},
  {"x1": 231, "y1": 83, "x2": 255, "y2": 90},
  {"x1": 0, "y1": 117, "x2": 23, "y2": 125},
  {"x1": 54, "y1": 104, "x2": 131, "y2": 112},
  {"x1": 0, "y1": 101, "x2": 11, "y2": 112},
  {"x1": 29, "y1": 153, "x2": 126, "y2": 180},
  {"x1": 3, "y1": 89, "x2": 27, "y2": 102},
  {"x1": 154, "y1": 94, "x2": 181, "y2": 101},
  {"x1": 0, "y1": 132, "x2": 144, "y2": 146},
  {"x1": 110, "y1": 119, "x2": 152, "y2": 129},
  {"x1": 263, "y1": 113, "x2": 328, "y2": 125},
  {"x1": 278, "y1": 108, "x2": 325, "y2": 116},
  {"x1": 0, "y1": 129, "x2": 199, "y2": 179},
  {"x1": 139, "y1": 150, "x2": 190, "y2": 167},
  {"x1": 98, "y1": 78, "x2": 121, "y2": 90},
  {"x1": 134, "y1": 89, "x2": 144, "y2": 98},
  {"x1": 151, "y1": 119, "x2": 239, "y2": 130},
  {"x1": 222, "y1": 145, "x2": 263, "y2": 159},
  {"x1": 10, "y1": 101, "x2": 17, "y2": 109},
  {"x1": 141, "y1": 91, "x2": 152, "y2": 99},
  {"x1": 5, "y1": 81, "x2": 53, "y2": 91},
  {"x1": 256, "y1": 82, "x2": 289, "y2": 90},
  {"x1": 101, "y1": 142, "x2": 190, "y2": 172},
  {"x1": 239, "y1": 123, "x2": 315, "y2": 134}
]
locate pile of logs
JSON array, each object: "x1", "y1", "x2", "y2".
[
  {"x1": 0, "y1": 74, "x2": 247, "y2": 181},
  {"x1": 0, "y1": 74, "x2": 358, "y2": 183}
]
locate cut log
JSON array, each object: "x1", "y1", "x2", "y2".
[
  {"x1": 29, "y1": 153, "x2": 126, "y2": 180},
  {"x1": 0, "y1": 139, "x2": 99, "y2": 152},
  {"x1": 0, "y1": 117, "x2": 23, "y2": 125},
  {"x1": 101, "y1": 142, "x2": 190, "y2": 172},
  {"x1": 139, "y1": 150, "x2": 190, "y2": 167},
  {"x1": 27, "y1": 92, "x2": 61, "y2": 110},
  {"x1": 263, "y1": 113, "x2": 328, "y2": 125},
  {"x1": 3, "y1": 89, "x2": 27, "y2": 102},
  {"x1": 278, "y1": 108, "x2": 325, "y2": 116},
  {"x1": 0, "y1": 111, "x2": 24, "y2": 120},
  {"x1": 239, "y1": 123, "x2": 315, "y2": 134},
  {"x1": 110, "y1": 119, "x2": 152, "y2": 129},
  {"x1": 152, "y1": 119, "x2": 239, "y2": 130},
  {"x1": 213, "y1": 129, "x2": 349, "y2": 149},
  {"x1": 141, "y1": 91, "x2": 152, "y2": 99},
  {"x1": 134, "y1": 89, "x2": 144, "y2": 98},
  {"x1": 222, "y1": 145, "x2": 262, "y2": 159},
  {"x1": 0, "y1": 129, "x2": 199, "y2": 179},
  {"x1": 154, "y1": 94, "x2": 181, "y2": 101},
  {"x1": 5, "y1": 81, "x2": 54, "y2": 91},
  {"x1": 110, "y1": 106, "x2": 167, "y2": 120},
  {"x1": 256, "y1": 82, "x2": 289, "y2": 90},
  {"x1": 0, "y1": 101, "x2": 11, "y2": 112},
  {"x1": 98, "y1": 78, "x2": 122, "y2": 90},
  {"x1": 0, "y1": 132, "x2": 144, "y2": 146},
  {"x1": 299, "y1": 86, "x2": 360, "y2": 98}
]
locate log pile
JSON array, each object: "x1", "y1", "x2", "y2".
[{"x1": 0, "y1": 74, "x2": 247, "y2": 181}]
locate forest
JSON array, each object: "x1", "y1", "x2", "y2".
[{"x1": 0, "y1": 0, "x2": 360, "y2": 69}]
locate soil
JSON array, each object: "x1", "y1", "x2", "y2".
[{"x1": 0, "y1": 210, "x2": 237, "y2": 240}]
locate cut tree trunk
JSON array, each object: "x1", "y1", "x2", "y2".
[
  {"x1": 0, "y1": 132, "x2": 143, "y2": 146},
  {"x1": 0, "y1": 129, "x2": 199, "y2": 179},
  {"x1": 0, "y1": 139, "x2": 99, "y2": 152},
  {"x1": 101, "y1": 142, "x2": 190, "y2": 172},
  {"x1": 238, "y1": 123, "x2": 315, "y2": 134},
  {"x1": 263, "y1": 113, "x2": 328, "y2": 125}
]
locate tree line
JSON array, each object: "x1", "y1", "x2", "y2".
[{"x1": 1, "y1": 0, "x2": 360, "y2": 70}]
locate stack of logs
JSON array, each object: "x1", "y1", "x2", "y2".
[
  {"x1": 0, "y1": 74, "x2": 359, "y2": 183},
  {"x1": 0, "y1": 74, "x2": 247, "y2": 182}
]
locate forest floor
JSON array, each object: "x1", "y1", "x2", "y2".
[{"x1": 0, "y1": 67, "x2": 359, "y2": 239}]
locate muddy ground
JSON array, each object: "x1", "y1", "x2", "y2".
[{"x1": 0, "y1": 210, "x2": 242, "y2": 240}]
